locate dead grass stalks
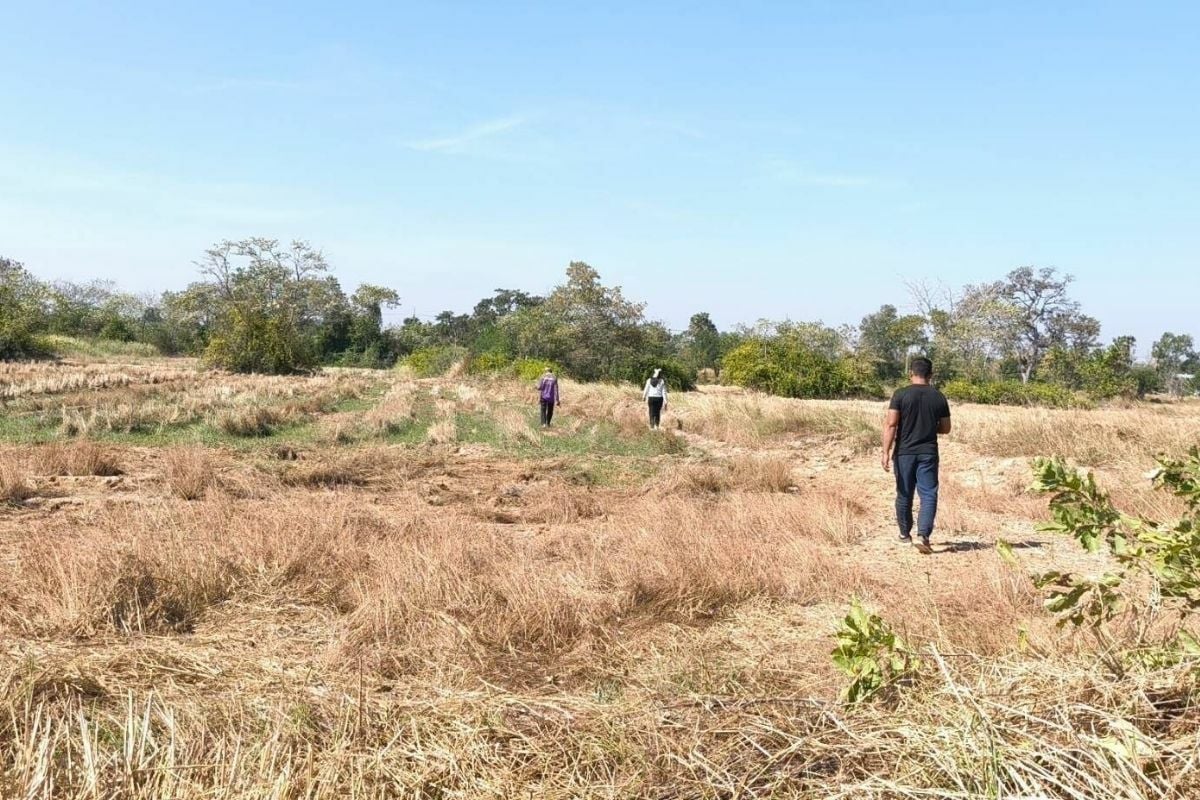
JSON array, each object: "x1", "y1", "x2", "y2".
[
  {"x1": 31, "y1": 441, "x2": 123, "y2": 476},
  {"x1": 163, "y1": 446, "x2": 216, "y2": 500},
  {"x1": 1, "y1": 462, "x2": 37, "y2": 505}
]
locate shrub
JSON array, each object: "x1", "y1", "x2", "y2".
[
  {"x1": 401, "y1": 346, "x2": 468, "y2": 378},
  {"x1": 35, "y1": 335, "x2": 159, "y2": 360},
  {"x1": 1027, "y1": 450, "x2": 1200, "y2": 664},
  {"x1": 468, "y1": 351, "x2": 511, "y2": 374},
  {"x1": 334, "y1": 342, "x2": 397, "y2": 369},
  {"x1": 204, "y1": 315, "x2": 319, "y2": 375},
  {"x1": 832, "y1": 598, "x2": 922, "y2": 703},
  {"x1": 722, "y1": 339, "x2": 877, "y2": 398},
  {"x1": 0, "y1": 258, "x2": 47, "y2": 360},
  {"x1": 620, "y1": 357, "x2": 697, "y2": 392},
  {"x1": 512, "y1": 358, "x2": 557, "y2": 382},
  {"x1": 942, "y1": 379, "x2": 1087, "y2": 409}
]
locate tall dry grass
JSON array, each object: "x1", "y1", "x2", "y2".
[
  {"x1": 0, "y1": 462, "x2": 37, "y2": 504},
  {"x1": 162, "y1": 446, "x2": 216, "y2": 500},
  {"x1": 950, "y1": 401, "x2": 1200, "y2": 466},
  {"x1": 30, "y1": 441, "x2": 123, "y2": 476}
]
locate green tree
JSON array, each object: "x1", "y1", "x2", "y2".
[
  {"x1": 721, "y1": 326, "x2": 875, "y2": 399},
  {"x1": 998, "y1": 266, "x2": 1098, "y2": 383},
  {"x1": 1151, "y1": 332, "x2": 1198, "y2": 396},
  {"x1": 858, "y1": 304, "x2": 929, "y2": 382},
  {"x1": 681, "y1": 312, "x2": 721, "y2": 373},
  {"x1": 0, "y1": 257, "x2": 47, "y2": 359},
  {"x1": 504, "y1": 262, "x2": 648, "y2": 381},
  {"x1": 909, "y1": 280, "x2": 1017, "y2": 382},
  {"x1": 195, "y1": 238, "x2": 349, "y2": 374}
]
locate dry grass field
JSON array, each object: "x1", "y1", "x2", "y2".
[{"x1": 2, "y1": 357, "x2": 1199, "y2": 798}]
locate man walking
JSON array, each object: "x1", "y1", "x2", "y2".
[
  {"x1": 536, "y1": 367, "x2": 561, "y2": 428},
  {"x1": 881, "y1": 357, "x2": 951, "y2": 554}
]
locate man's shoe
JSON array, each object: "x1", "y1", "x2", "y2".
[
  {"x1": 898, "y1": 534, "x2": 913, "y2": 544},
  {"x1": 915, "y1": 536, "x2": 933, "y2": 555}
]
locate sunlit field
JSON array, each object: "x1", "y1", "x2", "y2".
[{"x1": 2, "y1": 356, "x2": 1199, "y2": 798}]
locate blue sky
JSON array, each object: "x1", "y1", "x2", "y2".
[{"x1": 1, "y1": 1, "x2": 1196, "y2": 350}]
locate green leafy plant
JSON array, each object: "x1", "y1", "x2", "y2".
[
  {"x1": 942, "y1": 379, "x2": 1087, "y2": 408},
  {"x1": 401, "y1": 345, "x2": 469, "y2": 377},
  {"x1": 832, "y1": 598, "x2": 921, "y2": 704},
  {"x1": 1030, "y1": 449, "x2": 1200, "y2": 658}
]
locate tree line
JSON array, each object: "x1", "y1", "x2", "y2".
[{"x1": 2, "y1": 242, "x2": 1196, "y2": 404}]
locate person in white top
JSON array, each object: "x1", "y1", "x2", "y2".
[{"x1": 642, "y1": 368, "x2": 668, "y2": 430}]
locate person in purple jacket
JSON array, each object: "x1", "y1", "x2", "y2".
[{"x1": 536, "y1": 367, "x2": 561, "y2": 427}]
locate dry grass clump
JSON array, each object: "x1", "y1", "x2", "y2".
[
  {"x1": 163, "y1": 446, "x2": 216, "y2": 500},
  {"x1": 670, "y1": 455, "x2": 795, "y2": 494},
  {"x1": 213, "y1": 404, "x2": 293, "y2": 437},
  {"x1": 30, "y1": 440, "x2": 123, "y2": 476},
  {"x1": 0, "y1": 462, "x2": 37, "y2": 505},
  {"x1": 477, "y1": 478, "x2": 604, "y2": 524},
  {"x1": 361, "y1": 383, "x2": 417, "y2": 436},
  {"x1": 494, "y1": 407, "x2": 540, "y2": 446},
  {"x1": 0, "y1": 362, "x2": 195, "y2": 400},
  {"x1": 670, "y1": 462, "x2": 733, "y2": 494},
  {"x1": 425, "y1": 418, "x2": 457, "y2": 445},
  {"x1": 792, "y1": 486, "x2": 871, "y2": 545},
  {"x1": 6, "y1": 498, "x2": 374, "y2": 636},
  {"x1": 278, "y1": 449, "x2": 413, "y2": 489},
  {"x1": 727, "y1": 454, "x2": 794, "y2": 491}
]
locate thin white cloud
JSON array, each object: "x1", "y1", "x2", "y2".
[
  {"x1": 191, "y1": 77, "x2": 323, "y2": 94},
  {"x1": 637, "y1": 118, "x2": 706, "y2": 141},
  {"x1": 403, "y1": 115, "x2": 527, "y2": 154},
  {"x1": 765, "y1": 158, "x2": 874, "y2": 188}
]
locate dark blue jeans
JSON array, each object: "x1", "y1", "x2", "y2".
[{"x1": 894, "y1": 453, "x2": 939, "y2": 539}]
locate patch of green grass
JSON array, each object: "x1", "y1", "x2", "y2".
[
  {"x1": 329, "y1": 382, "x2": 389, "y2": 413},
  {"x1": 34, "y1": 335, "x2": 161, "y2": 360},
  {"x1": 0, "y1": 412, "x2": 57, "y2": 444},
  {"x1": 453, "y1": 404, "x2": 688, "y2": 459},
  {"x1": 455, "y1": 411, "x2": 505, "y2": 447},
  {"x1": 380, "y1": 392, "x2": 437, "y2": 445},
  {"x1": 538, "y1": 418, "x2": 688, "y2": 459}
]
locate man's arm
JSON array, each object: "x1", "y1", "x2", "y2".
[
  {"x1": 937, "y1": 417, "x2": 951, "y2": 435},
  {"x1": 881, "y1": 409, "x2": 900, "y2": 471}
]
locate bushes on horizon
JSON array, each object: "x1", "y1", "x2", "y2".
[
  {"x1": 468, "y1": 351, "x2": 512, "y2": 375},
  {"x1": 722, "y1": 338, "x2": 877, "y2": 399},
  {"x1": 466, "y1": 354, "x2": 569, "y2": 383},
  {"x1": 204, "y1": 314, "x2": 319, "y2": 375},
  {"x1": 615, "y1": 356, "x2": 696, "y2": 392},
  {"x1": 942, "y1": 379, "x2": 1087, "y2": 408},
  {"x1": 1, "y1": 258, "x2": 48, "y2": 360},
  {"x1": 401, "y1": 345, "x2": 468, "y2": 377},
  {"x1": 35, "y1": 335, "x2": 160, "y2": 360}
]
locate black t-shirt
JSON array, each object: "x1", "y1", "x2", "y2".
[{"x1": 888, "y1": 384, "x2": 951, "y2": 456}]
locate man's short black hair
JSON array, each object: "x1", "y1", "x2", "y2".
[{"x1": 910, "y1": 357, "x2": 933, "y2": 380}]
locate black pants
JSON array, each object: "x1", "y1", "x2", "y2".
[
  {"x1": 647, "y1": 397, "x2": 664, "y2": 428},
  {"x1": 540, "y1": 400, "x2": 555, "y2": 426}
]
